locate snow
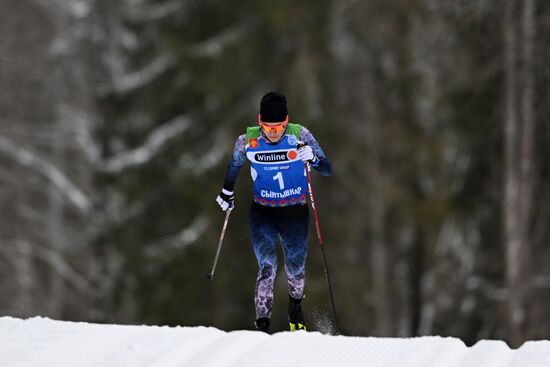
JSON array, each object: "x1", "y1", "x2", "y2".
[{"x1": 1, "y1": 317, "x2": 550, "y2": 367}]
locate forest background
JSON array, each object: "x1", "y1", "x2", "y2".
[{"x1": 1, "y1": 0, "x2": 549, "y2": 348}]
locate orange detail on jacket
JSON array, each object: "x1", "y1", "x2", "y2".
[{"x1": 249, "y1": 138, "x2": 259, "y2": 148}]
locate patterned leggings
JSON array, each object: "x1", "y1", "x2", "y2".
[{"x1": 249, "y1": 202, "x2": 309, "y2": 320}]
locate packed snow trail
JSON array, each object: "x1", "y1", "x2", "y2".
[{"x1": 1, "y1": 317, "x2": 550, "y2": 367}]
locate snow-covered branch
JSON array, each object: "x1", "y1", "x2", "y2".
[
  {"x1": 178, "y1": 215, "x2": 209, "y2": 246},
  {"x1": 125, "y1": 0, "x2": 185, "y2": 22},
  {"x1": 0, "y1": 239, "x2": 90, "y2": 296},
  {"x1": 0, "y1": 135, "x2": 91, "y2": 213},
  {"x1": 101, "y1": 115, "x2": 191, "y2": 173},
  {"x1": 32, "y1": 0, "x2": 91, "y2": 23},
  {"x1": 7, "y1": 239, "x2": 90, "y2": 293},
  {"x1": 97, "y1": 55, "x2": 175, "y2": 96},
  {"x1": 144, "y1": 215, "x2": 210, "y2": 258},
  {"x1": 32, "y1": 242, "x2": 90, "y2": 292},
  {"x1": 190, "y1": 25, "x2": 245, "y2": 58},
  {"x1": 178, "y1": 136, "x2": 227, "y2": 176}
]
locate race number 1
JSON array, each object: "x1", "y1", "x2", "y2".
[{"x1": 273, "y1": 171, "x2": 285, "y2": 190}]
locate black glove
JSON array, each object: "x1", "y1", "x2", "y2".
[{"x1": 216, "y1": 188, "x2": 234, "y2": 211}]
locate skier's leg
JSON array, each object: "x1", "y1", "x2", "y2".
[
  {"x1": 249, "y1": 203, "x2": 278, "y2": 330},
  {"x1": 279, "y1": 204, "x2": 309, "y2": 330},
  {"x1": 279, "y1": 204, "x2": 309, "y2": 299}
]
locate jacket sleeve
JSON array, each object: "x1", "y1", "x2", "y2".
[
  {"x1": 222, "y1": 134, "x2": 247, "y2": 191},
  {"x1": 300, "y1": 127, "x2": 333, "y2": 176}
]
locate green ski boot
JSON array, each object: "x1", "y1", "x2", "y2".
[{"x1": 288, "y1": 296, "x2": 307, "y2": 331}]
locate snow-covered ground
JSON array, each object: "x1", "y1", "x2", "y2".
[{"x1": 1, "y1": 317, "x2": 549, "y2": 367}]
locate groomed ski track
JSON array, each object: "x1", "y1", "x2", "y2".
[{"x1": 1, "y1": 317, "x2": 549, "y2": 367}]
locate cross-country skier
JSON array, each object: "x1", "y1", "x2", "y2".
[{"x1": 216, "y1": 92, "x2": 332, "y2": 333}]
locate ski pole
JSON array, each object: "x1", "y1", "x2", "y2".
[
  {"x1": 305, "y1": 161, "x2": 340, "y2": 333},
  {"x1": 207, "y1": 208, "x2": 232, "y2": 280}
]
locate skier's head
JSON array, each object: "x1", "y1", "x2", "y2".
[
  {"x1": 258, "y1": 92, "x2": 288, "y2": 143},
  {"x1": 259, "y1": 92, "x2": 288, "y2": 123}
]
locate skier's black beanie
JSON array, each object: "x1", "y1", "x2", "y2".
[{"x1": 260, "y1": 92, "x2": 288, "y2": 122}]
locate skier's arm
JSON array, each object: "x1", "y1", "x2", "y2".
[
  {"x1": 216, "y1": 135, "x2": 247, "y2": 211},
  {"x1": 223, "y1": 134, "x2": 247, "y2": 190},
  {"x1": 300, "y1": 127, "x2": 333, "y2": 176}
]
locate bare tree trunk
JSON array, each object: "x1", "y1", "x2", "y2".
[
  {"x1": 503, "y1": 0, "x2": 536, "y2": 347},
  {"x1": 504, "y1": 0, "x2": 522, "y2": 346},
  {"x1": 47, "y1": 137, "x2": 65, "y2": 318},
  {"x1": 14, "y1": 239, "x2": 34, "y2": 316},
  {"x1": 520, "y1": 0, "x2": 536, "y2": 341},
  {"x1": 370, "y1": 173, "x2": 391, "y2": 336}
]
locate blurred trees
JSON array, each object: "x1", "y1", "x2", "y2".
[
  {"x1": 503, "y1": 0, "x2": 538, "y2": 346},
  {"x1": 2, "y1": 0, "x2": 550, "y2": 347},
  {"x1": 0, "y1": 0, "x2": 98, "y2": 319}
]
